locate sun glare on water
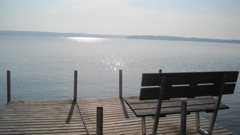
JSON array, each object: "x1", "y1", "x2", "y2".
[
  {"x1": 101, "y1": 54, "x2": 132, "y2": 71},
  {"x1": 66, "y1": 37, "x2": 105, "y2": 43},
  {"x1": 65, "y1": 37, "x2": 130, "y2": 71}
]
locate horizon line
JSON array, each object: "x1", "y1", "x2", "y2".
[{"x1": 1, "y1": 30, "x2": 240, "y2": 44}]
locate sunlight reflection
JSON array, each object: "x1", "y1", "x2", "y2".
[
  {"x1": 101, "y1": 54, "x2": 131, "y2": 71},
  {"x1": 66, "y1": 37, "x2": 105, "y2": 43}
]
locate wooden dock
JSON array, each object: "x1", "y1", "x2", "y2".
[{"x1": 0, "y1": 97, "x2": 236, "y2": 135}]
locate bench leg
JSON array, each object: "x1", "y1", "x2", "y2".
[
  {"x1": 196, "y1": 112, "x2": 200, "y2": 129},
  {"x1": 142, "y1": 117, "x2": 146, "y2": 135},
  {"x1": 197, "y1": 75, "x2": 226, "y2": 135},
  {"x1": 208, "y1": 106, "x2": 220, "y2": 135},
  {"x1": 180, "y1": 101, "x2": 187, "y2": 135},
  {"x1": 195, "y1": 112, "x2": 208, "y2": 135}
]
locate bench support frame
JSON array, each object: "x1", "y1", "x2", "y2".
[
  {"x1": 141, "y1": 117, "x2": 146, "y2": 135},
  {"x1": 153, "y1": 73, "x2": 227, "y2": 135},
  {"x1": 196, "y1": 74, "x2": 227, "y2": 135},
  {"x1": 152, "y1": 75, "x2": 166, "y2": 135},
  {"x1": 127, "y1": 71, "x2": 238, "y2": 135}
]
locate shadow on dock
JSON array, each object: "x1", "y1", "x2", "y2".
[
  {"x1": 120, "y1": 97, "x2": 129, "y2": 118},
  {"x1": 65, "y1": 101, "x2": 76, "y2": 124}
]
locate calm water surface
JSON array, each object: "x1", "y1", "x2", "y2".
[{"x1": 0, "y1": 35, "x2": 240, "y2": 133}]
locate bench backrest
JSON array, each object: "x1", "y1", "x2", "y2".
[{"x1": 140, "y1": 71, "x2": 239, "y2": 100}]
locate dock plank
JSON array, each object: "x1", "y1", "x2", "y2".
[
  {"x1": 0, "y1": 97, "x2": 236, "y2": 135},
  {"x1": 77, "y1": 97, "x2": 236, "y2": 135},
  {"x1": 0, "y1": 100, "x2": 88, "y2": 135}
]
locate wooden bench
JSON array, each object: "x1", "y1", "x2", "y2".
[{"x1": 125, "y1": 71, "x2": 238, "y2": 135}]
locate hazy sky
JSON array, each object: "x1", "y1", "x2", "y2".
[{"x1": 1, "y1": 0, "x2": 240, "y2": 39}]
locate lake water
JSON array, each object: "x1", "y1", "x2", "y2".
[{"x1": 0, "y1": 35, "x2": 240, "y2": 133}]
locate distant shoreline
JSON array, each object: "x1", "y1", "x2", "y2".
[
  {"x1": 1, "y1": 30, "x2": 240, "y2": 44},
  {"x1": 127, "y1": 35, "x2": 240, "y2": 44}
]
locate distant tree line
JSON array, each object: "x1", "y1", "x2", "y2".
[{"x1": 127, "y1": 35, "x2": 240, "y2": 44}]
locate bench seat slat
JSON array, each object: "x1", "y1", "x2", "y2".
[
  {"x1": 125, "y1": 96, "x2": 213, "y2": 104},
  {"x1": 125, "y1": 96, "x2": 229, "y2": 117},
  {"x1": 128, "y1": 99, "x2": 217, "y2": 110},
  {"x1": 133, "y1": 103, "x2": 229, "y2": 117}
]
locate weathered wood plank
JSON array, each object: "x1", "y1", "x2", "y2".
[
  {"x1": 141, "y1": 71, "x2": 238, "y2": 86},
  {"x1": 125, "y1": 96, "x2": 229, "y2": 117},
  {"x1": 140, "y1": 71, "x2": 238, "y2": 100},
  {"x1": 0, "y1": 100, "x2": 88, "y2": 135},
  {"x1": 0, "y1": 98, "x2": 236, "y2": 135},
  {"x1": 78, "y1": 97, "x2": 235, "y2": 134}
]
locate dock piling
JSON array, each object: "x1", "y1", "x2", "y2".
[
  {"x1": 119, "y1": 70, "x2": 122, "y2": 98},
  {"x1": 97, "y1": 107, "x2": 103, "y2": 135},
  {"x1": 74, "y1": 70, "x2": 78, "y2": 101},
  {"x1": 7, "y1": 71, "x2": 11, "y2": 103},
  {"x1": 159, "y1": 69, "x2": 162, "y2": 73}
]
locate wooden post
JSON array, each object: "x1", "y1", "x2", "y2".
[
  {"x1": 159, "y1": 69, "x2": 162, "y2": 73},
  {"x1": 7, "y1": 71, "x2": 11, "y2": 103},
  {"x1": 152, "y1": 75, "x2": 166, "y2": 135},
  {"x1": 96, "y1": 107, "x2": 103, "y2": 135},
  {"x1": 119, "y1": 70, "x2": 122, "y2": 98},
  {"x1": 74, "y1": 70, "x2": 77, "y2": 101},
  {"x1": 181, "y1": 101, "x2": 187, "y2": 135}
]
